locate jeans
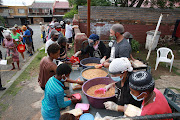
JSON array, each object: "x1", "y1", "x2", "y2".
[{"x1": 0, "y1": 37, "x2": 3, "y2": 44}]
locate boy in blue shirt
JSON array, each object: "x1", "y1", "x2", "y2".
[{"x1": 41, "y1": 63, "x2": 79, "y2": 120}]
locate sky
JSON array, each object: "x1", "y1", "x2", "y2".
[{"x1": 2, "y1": 0, "x2": 67, "y2": 6}]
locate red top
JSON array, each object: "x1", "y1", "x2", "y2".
[
  {"x1": 141, "y1": 88, "x2": 172, "y2": 120},
  {"x1": 175, "y1": 23, "x2": 180, "y2": 38},
  {"x1": 16, "y1": 29, "x2": 23, "y2": 34}
]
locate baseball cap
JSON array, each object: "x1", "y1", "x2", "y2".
[
  {"x1": 50, "y1": 29, "x2": 60, "y2": 37},
  {"x1": 89, "y1": 34, "x2": 99, "y2": 41}
]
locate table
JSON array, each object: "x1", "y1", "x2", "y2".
[{"x1": 69, "y1": 67, "x2": 123, "y2": 117}]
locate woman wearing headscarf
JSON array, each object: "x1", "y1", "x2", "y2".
[
  {"x1": 73, "y1": 34, "x2": 108, "y2": 60},
  {"x1": 103, "y1": 58, "x2": 142, "y2": 112},
  {"x1": 2, "y1": 33, "x2": 20, "y2": 70},
  {"x1": 11, "y1": 27, "x2": 25, "y2": 61}
]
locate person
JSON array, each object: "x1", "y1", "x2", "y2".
[
  {"x1": 38, "y1": 43, "x2": 60, "y2": 90},
  {"x1": 57, "y1": 36, "x2": 69, "y2": 63},
  {"x1": 59, "y1": 113, "x2": 76, "y2": 120},
  {"x1": 123, "y1": 32, "x2": 133, "y2": 44},
  {"x1": 14, "y1": 24, "x2": 23, "y2": 35},
  {"x1": 22, "y1": 25, "x2": 33, "y2": 56},
  {"x1": 0, "y1": 27, "x2": 4, "y2": 45},
  {"x1": 39, "y1": 22, "x2": 46, "y2": 43},
  {"x1": 65, "y1": 19, "x2": 73, "y2": 49},
  {"x1": 123, "y1": 31, "x2": 136, "y2": 61},
  {"x1": 74, "y1": 34, "x2": 108, "y2": 60},
  {"x1": 11, "y1": 27, "x2": 25, "y2": 61},
  {"x1": 47, "y1": 22, "x2": 63, "y2": 41},
  {"x1": 60, "y1": 20, "x2": 66, "y2": 36},
  {"x1": 24, "y1": 23, "x2": 35, "y2": 52},
  {"x1": 45, "y1": 30, "x2": 59, "y2": 54},
  {"x1": 0, "y1": 50, "x2": 6, "y2": 90},
  {"x1": 103, "y1": 58, "x2": 142, "y2": 112},
  {"x1": 39, "y1": 43, "x2": 83, "y2": 90},
  {"x1": 129, "y1": 71, "x2": 172, "y2": 119},
  {"x1": 41, "y1": 63, "x2": 79, "y2": 120},
  {"x1": 103, "y1": 24, "x2": 132, "y2": 68},
  {"x1": 2, "y1": 33, "x2": 20, "y2": 70}
]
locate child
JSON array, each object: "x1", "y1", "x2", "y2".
[
  {"x1": 59, "y1": 113, "x2": 76, "y2": 120},
  {"x1": 41, "y1": 63, "x2": 79, "y2": 120}
]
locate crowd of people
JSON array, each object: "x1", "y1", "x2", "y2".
[
  {"x1": 0, "y1": 23, "x2": 35, "y2": 91},
  {"x1": 37, "y1": 21, "x2": 173, "y2": 120}
]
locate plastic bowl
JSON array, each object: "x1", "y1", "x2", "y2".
[
  {"x1": 80, "y1": 67, "x2": 109, "y2": 81},
  {"x1": 80, "y1": 57, "x2": 101, "y2": 69},
  {"x1": 82, "y1": 77, "x2": 115, "y2": 109}
]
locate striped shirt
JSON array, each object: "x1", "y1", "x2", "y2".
[{"x1": 41, "y1": 76, "x2": 72, "y2": 119}]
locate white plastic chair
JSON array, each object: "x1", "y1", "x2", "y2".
[{"x1": 155, "y1": 47, "x2": 174, "y2": 72}]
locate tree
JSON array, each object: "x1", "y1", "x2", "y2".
[{"x1": 111, "y1": 0, "x2": 180, "y2": 8}]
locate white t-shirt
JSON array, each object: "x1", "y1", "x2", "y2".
[
  {"x1": 65, "y1": 24, "x2": 72, "y2": 39},
  {"x1": 45, "y1": 39, "x2": 57, "y2": 53}
]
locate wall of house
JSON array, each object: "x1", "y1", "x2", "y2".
[
  {"x1": 76, "y1": 6, "x2": 180, "y2": 43},
  {"x1": 33, "y1": 17, "x2": 44, "y2": 24},
  {"x1": 8, "y1": 6, "x2": 28, "y2": 16}
]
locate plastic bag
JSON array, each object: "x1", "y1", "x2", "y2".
[
  {"x1": 41, "y1": 34, "x2": 43, "y2": 38},
  {"x1": 17, "y1": 44, "x2": 25, "y2": 53},
  {"x1": 94, "y1": 112, "x2": 103, "y2": 120}
]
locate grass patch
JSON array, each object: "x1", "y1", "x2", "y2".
[
  {"x1": 168, "y1": 87, "x2": 180, "y2": 93},
  {"x1": 172, "y1": 67, "x2": 180, "y2": 76},
  {"x1": 3, "y1": 49, "x2": 46, "y2": 97},
  {"x1": 67, "y1": 47, "x2": 74, "y2": 58},
  {"x1": 0, "y1": 103, "x2": 9, "y2": 113}
]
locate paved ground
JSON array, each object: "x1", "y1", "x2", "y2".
[{"x1": 0, "y1": 25, "x2": 44, "y2": 86}]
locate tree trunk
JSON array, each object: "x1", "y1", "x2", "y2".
[
  {"x1": 136, "y1": 0, "x2": 144, "y2": 7},
  {"x1": 129, "y1": 0, "x2": 138, "y2": 7}
]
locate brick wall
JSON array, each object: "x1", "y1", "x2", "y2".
[{"x1": 76, "y1": 6, "x2": 180, "y2": 43}]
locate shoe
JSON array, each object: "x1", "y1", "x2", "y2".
[
  {"x1": 29, "y1": 54, "x2": 33, "y2": 56},
  {"x1": 0, "y1": 87, "x2": 6, "y2": 91}
]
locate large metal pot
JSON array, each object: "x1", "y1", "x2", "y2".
[
  {"x1": 81, "y1": 67, "x2": 109, "y2": 81},
  {"x1": 80, "y1": 57, "x2": 101, "y2": 69},
  {"x1": 82, "y1": 77, "x2": 115, "y2": 109}
]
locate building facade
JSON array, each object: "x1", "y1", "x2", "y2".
[
  {"x1": 0, "y1": 5, "x2": 28, "y2": 26},
  {"x1": 28, "y1": 2, "x2": 53, "y2": 24},
  {"x1": 53, "y1": 1, "x2": 72, "y2": 21}
]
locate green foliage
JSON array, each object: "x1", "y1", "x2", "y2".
[
  {"x1": 0, "y1": 16, "x2": 5, "y2": 27},
  {"x1": 91, "y1": 0, "x2": 111, "y2": 6},
  {"x1": 131, "y1": 39, "x2": 140, "y2": 52},
  {"x1": 64, "y1": 6, "x2": 78, "y2": 19}
]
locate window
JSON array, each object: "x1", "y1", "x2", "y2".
[
  {"x1": 4, "y1": 9, "x2": 14, "y2": 13},
  {"x1": 18, "y1": 9, "x2": 25, "y2": 13},
  {"x1": 55, "y1": 9, "x2": 65, "y2": 12}
]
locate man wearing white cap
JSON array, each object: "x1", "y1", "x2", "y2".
[
  {"x1": 102, "y1": 24, "x2": 132, "y2": 68},
  {"x1": 103, "y1": 58, "x2": 142, "y2": 112}
]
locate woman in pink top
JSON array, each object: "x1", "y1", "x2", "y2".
[
  {"x1": 3, "y1": 33, "x2": 20, "y2": 70},
  {"x1": 129, "y1": 71, "x2": 172, "y2": 120}
]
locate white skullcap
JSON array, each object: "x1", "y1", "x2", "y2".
[{"x1": 109, "y1": 57, "x2": 133, "y2": 74}]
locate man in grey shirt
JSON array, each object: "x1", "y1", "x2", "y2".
[{"x1": 103, "y1": 24, "x2": 131, "y2": 68}]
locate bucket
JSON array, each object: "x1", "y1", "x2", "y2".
[{"x1": 82, "y1": 77, "x2": 115, "y2": 109}]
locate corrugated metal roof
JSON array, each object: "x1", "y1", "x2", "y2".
[
  {"x1": 54, "y1": 1, "x2": 71, "y2": 9},
  {"x1": 30, "y1": 2, "x2": 53, "y2": 8}
]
